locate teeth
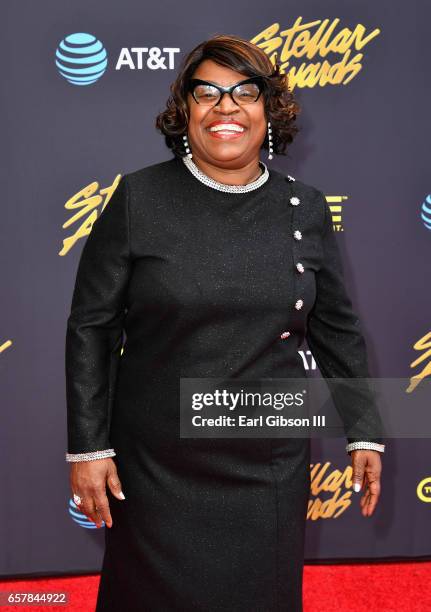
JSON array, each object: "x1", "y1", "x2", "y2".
[{"x1": 208, "y1": 124, "x2": 244, "y2": 132}]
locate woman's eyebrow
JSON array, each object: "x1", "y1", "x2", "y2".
[{"x1": 195, "y1": 79, "x2": 242, "y2": 86}]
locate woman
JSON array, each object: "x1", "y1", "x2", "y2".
[{"x1": 65, "y1": 35, "x2": 384, "y2": 612}]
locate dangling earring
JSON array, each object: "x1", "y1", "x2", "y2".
[
  {"x1": 182, "y1": 133, "x2": 192, "y2": 159},
  {"x1": 267, "y1": 121, "x2": 274, "y2": 160}
]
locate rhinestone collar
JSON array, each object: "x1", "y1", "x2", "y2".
[{"x1": 181, "y1": 155, "x2": 270, "y2": 193}]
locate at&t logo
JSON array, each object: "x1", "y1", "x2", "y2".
[
  {"x1": 55, "y1": 32, "x2": 108, "y2": 86},
  {"x1": 56, "y1": 32, "x2": 180, "y2": 86}
]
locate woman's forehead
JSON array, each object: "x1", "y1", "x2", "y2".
[{"x1": 191, "y1": 59, "x2": 249, "y2": 85}]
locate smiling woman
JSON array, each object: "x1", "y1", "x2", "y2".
[
  {"x1": 156, "y1": 34, "x2": 300, "y2": 185},
  {"x1": 66, "y1": 33, "x2": 384, "y2": 612}
]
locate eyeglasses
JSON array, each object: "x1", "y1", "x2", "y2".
[{"x1": 187, "y1": 77, "x2": 265, "y2": 106}]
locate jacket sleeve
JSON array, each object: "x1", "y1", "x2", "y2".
[
  {"x1": 65, "y1": 174, "x2": 131, "y2": 462},
  {"x1": 305, "y1": 189, "x2": 385, "y2": 454}
]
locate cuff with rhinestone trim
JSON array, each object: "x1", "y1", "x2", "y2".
[
  {"x1": 65, "y1": 448, "x2": 116, "y2": 462},
  {"x1": 346, "y1": 441, "x2": 385, "y2": 454}
]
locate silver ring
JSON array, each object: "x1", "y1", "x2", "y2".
[{"x1": 73, "y1": 493, "x2": 83, "y2": 506}]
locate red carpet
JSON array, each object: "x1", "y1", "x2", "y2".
[{"x1": 0, "y1": 562, "x2": 430, "y2": 611}]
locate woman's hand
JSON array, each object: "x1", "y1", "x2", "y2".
[
  {"x1": 70, "y1": 458, "x2": 126, "y2": 528},
  {"x1": 350, "y1": 450, "x2": 382, "y2": 517}
]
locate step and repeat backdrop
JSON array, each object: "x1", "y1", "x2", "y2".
[{"x1": 1, "y1": 0, "x2": 430, "y2": 577}]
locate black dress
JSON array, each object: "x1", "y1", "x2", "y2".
[{"x1": 65, "y1": 156, "x2": 382, "y2": 611}]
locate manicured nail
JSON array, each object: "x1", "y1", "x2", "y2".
[
  {"x1": 353, "y1": 483, "x2": 361, "y2": 492},
  {"x1": 119, "y1": 491, "x2": 126, "y2": 499}
]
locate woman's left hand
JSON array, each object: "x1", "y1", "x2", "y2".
[{"x1": 350, "y1": 450, "x2": 382, "y2": 517}]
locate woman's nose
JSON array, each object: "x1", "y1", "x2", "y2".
[{"x1": 215, "y1": 92, "x2": 239, "y2": 112}]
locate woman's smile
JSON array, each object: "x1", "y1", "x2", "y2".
[
  {"x1": 206, "y1": 128, "x2": 245, "y2": 140},
  {"x1": 205, "y1": 121, "x2": 247, "y2": 140}
]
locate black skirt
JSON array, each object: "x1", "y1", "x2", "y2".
[{"x1": 96, "y1": 435, "x2": 311, "y2": 612}]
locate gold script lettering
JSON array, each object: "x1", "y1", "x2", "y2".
[
  {"x1": 308, "y1": 461, "x2": 354, "y2": 519},
  {"x1": 406, "y1": 331, "x2": 431, "y2": 392},
  {"x1": 59, "y1": 174, "x2": 122, "y2": 256},
  {"x1": 251, "y1": 18, "x2": 380, "y2": 89}
]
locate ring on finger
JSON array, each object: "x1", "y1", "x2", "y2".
[{"x1": 73, "y1": 493, "x2": 83, "y2": 506}]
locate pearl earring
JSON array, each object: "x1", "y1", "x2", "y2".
[
  {"x1": 182, "y1": 133, "x2": 192, "y2": 159},
  {"x1": 267, "y1": 121, "x2": 273, "y2": 160}
]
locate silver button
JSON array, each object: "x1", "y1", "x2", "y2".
[
  {"x1": 293, "y1": 230, "x2": 302, "y2": 240},
  {"x1": 296, "y1": 262, "x2": 305, "y2": 273},
  {"x1": 280, "y1": 331, "x2": 291, "y2": 339},
  {"x1": 290, "y1": 196, "x2": 300, "y2": 206},
  {"x1": 294, "y1": 299, "x2": 304, "y2": 310}
]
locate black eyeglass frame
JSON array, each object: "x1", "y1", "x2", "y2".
[{"x1": 187, "y1": 76, "x2": 266, "y2": 106}]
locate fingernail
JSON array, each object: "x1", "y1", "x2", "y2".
[
  {"x1": 119, "y1": 491, "x2": 126, "y2": 499},
  {"x1": 353, "y1": 483, "x2": 361, "y2": 492}
]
